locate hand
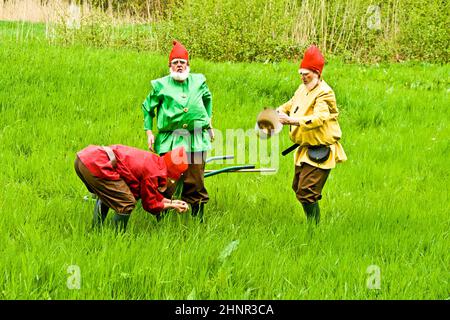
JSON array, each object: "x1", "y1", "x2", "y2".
[
  {"x1": 146, "y1": 130, "x2": 155, "y2": 152},
  {"x1": 277, "y1": 112, "x2": 298, "y2": 126},
  {"x1": 207, "y1": 128, "x2": 215, "y2": 142},
  {"x1": 171, "y1": 200, "x2": 189, "y2": 213}
]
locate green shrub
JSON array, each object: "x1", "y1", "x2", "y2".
[
  {"x1": 50, "y1": 0, "x2": 449, "y2": 63},
  {"x1": 397, "y1": 0, "x2": 449, "y2": 62}
]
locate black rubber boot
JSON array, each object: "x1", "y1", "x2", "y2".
[
  {"x1": 302, "y1": 202, "x2": 320, "y2": 225},
  {"x1": 92, "y1": 199, "x2": 109, "y2": 227},
  {"x1": 198, "y1": 203, "x2": 205, "y2": 223},
  {"x1": 113, "y1": 213, "x2": 130, "y2": 232},
  {"x1": 191, "y1": 204, "x2": 199, "y2": 217},
  {"x1": 191, "y1": 203, "x2": 205, "y2": 223}
]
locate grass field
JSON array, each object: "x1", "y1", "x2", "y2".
[{"x1": 0, "y1": 22, "x2": 449, "y2": 299}]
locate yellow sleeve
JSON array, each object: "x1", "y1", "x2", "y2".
[
  {"x1": 298, "y1": 91, "x2": 336, "y2": 130},
  {"x1": 276, "y1": 97, "x2": 293, "y2": 115}
]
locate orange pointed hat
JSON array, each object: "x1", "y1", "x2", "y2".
[
  {"x1": 300, "y1": 45, "x2": 325, "y2": 75},
  {"x1": 163, "y1": 147, "x2": 189, "y2": 180},
  {"x1": 169, "y1": 40, "x2": 189, "y2": 64}
]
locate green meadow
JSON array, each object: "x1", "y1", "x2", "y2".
[{"x1": 0, "y1": 22, "x2": 449, "y2": 299}]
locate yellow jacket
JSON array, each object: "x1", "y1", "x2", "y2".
[{"x1": 278, "y1": 80, "x2": 347, "y2": 169}]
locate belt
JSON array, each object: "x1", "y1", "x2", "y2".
[
  {"x1": 101, "y1": 146, "x2": 117, "y2": 168},
  {"x1": 158, "y1": 128, "x2": 209, "y2": 135}
]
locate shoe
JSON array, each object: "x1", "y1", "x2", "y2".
[
  {"x1": 92, "y1": 199, "x2": 109, "y2": 227},
  {"x1": 191, "y1": 203, "x2": 205, "y2": 223},
  {"x1": 113, "y1": 213, "x2": 130, "y2": 232},
  {"x1": 302, "y1": 202, "x2": 320, "y2": 225}
]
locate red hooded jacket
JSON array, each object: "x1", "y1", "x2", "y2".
[{"x1": 77, "y1": 145, "x2": 168, "y2": 214}]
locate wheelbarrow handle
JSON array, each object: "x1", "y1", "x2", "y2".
[
  {"x1": 204, "y1": 165, "x2": 255, "y2": 178},
  {"x1": 205, "y1": 155, "x2": 235, "y2": 163}
]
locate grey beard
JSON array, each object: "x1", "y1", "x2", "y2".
[{"x1": 170, "y1": 67, "x2": 190, "y2": 81}]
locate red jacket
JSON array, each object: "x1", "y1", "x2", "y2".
[{"x1": 77, "y1": 145, "x2": 167, "y2": 214}]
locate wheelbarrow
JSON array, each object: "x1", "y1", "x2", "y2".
[{"x1": 204, "y1": 155, "x2": 276, "y2": 177}]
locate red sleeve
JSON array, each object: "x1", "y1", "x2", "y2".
[{"x1": 140, "y1": 179, "x2": 165, "y2": 214}]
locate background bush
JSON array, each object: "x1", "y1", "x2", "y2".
[{"x1": 4, "y1": 0, "x2": 449, "y2": 62}]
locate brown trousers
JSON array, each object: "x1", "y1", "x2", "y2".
[
  {"x1": 161, "y1": 152, "x2": 209, "y2": 205},
  {"x1": 74, "y1": 157, "x2": 135, "y2": 215},
  {"x1": 292, "y1": 163, "x2": 330, "y2": 204}
]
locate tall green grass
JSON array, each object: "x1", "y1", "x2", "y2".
[{"x1": 0, "y1": 31, "x2": 448, "y2": 299}]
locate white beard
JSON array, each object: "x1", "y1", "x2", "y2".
[{"x1": 169, "y1": 66, "x2": 190, "y2": 82}]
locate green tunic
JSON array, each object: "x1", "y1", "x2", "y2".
[{"x1": 142, "y1": 73, "x2": 212, "y2": 154}]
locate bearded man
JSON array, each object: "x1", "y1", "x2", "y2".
[
  {"x1": 277, "y1": 45, "x2": 347, "y2": 225},
  {"x1": 142, "y1": 40, "x2": 214, "y2": 222}
]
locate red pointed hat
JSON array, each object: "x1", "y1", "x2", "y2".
[
  {"x1": 163, "y1": 147, "x2": 188, "y2": 180},
  {"x1": 300, "y1": 45, "x2": 325, "y2": 75},
  {"x1": 169, "y1": 40, "x2": 189, "y2": 63}
]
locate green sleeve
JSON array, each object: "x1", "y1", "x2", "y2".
[
  {"x1": 142, "y1": 83, "x2": 160, "y2": 131},
  {"x1": 201, "y1": 81, "x2": 212, "y2": 119}
]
